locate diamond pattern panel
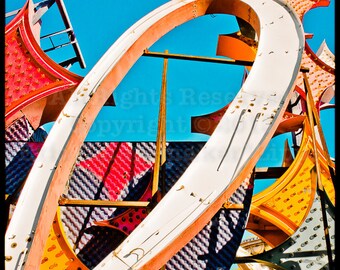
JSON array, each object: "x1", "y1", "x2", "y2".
[{"x1": 58, "y1": 141, "x2": 252, "y2": 269}]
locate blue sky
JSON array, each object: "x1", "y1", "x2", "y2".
[{"x1": 6, "y1": 0, "x2": 335, "y2": 180}]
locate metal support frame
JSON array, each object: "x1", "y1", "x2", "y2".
[
  {"x1": 53, "y1": 0, "x2": 86, "y2": 68},
  {"x1": 152, "y1": 50, "x2": 168, "y2": 196},
  {"x1": 58, "y1": 51, "x2": 170, "y2": 209},
  {"x1": 303, "y1": 71, "x2": 335, "y2": 269},
  {"x1": 222, "y1": 202, "x2": 244, "y2": 210},
  {"x1": 58, "y1": 48, "x2": 286, "y2": 209},
  {"x1": 55, "y1": 50, "x2": 293, "y2": 209},
  {"x1": 57, "y1": 56, "x2": 168, "y2": 208},
  {"x1": 43, "y1": 39, "x2": 77, "y2": 53},
  {"x1": 6, "y1": 0, "x2": 86, "y2": 69},
  {"x1": 143, "y1": 49, "x2": 310, "y2": 73},
  {"x1": 143, "y1": 49, "x2": 254, "y2": 66},
  {"x1": 58, "y1": 198, "x2": 149, "y2": 208}
]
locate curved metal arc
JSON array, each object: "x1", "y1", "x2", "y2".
[{"x1": 95, "y1": 0, "x2": 305, "y2": 269}]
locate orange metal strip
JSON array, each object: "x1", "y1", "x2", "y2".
[
  {"x1": 216, "y1": 33, "x2": 256, "y2": 63},
  {"x1": 58, "y1": 198, "x2": 149, "y2": 208},
  {"x1": 152, "y1": 50, "x2": 168, "y2": 196}
]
